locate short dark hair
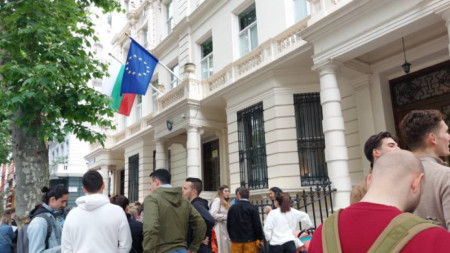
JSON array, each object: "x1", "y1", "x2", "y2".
[
  {"x1": 269, "y1": 187, "x2": 283, "y2": 195},
  {"x1": 235, "y1": 187, "x2": 241, "y2": 194},
  {"x1": 364, "y1": 132, "x2": 397, "y2": 165},
  {"x1": 186, "y1": 178, "x2": 202, "y2": 195},
  {"x1": 82, "y1": 170, "x2": 104, "y2": 193},
  {"x1": 110, "y1": 195, "x2": 129, "y2": 212},
  {"x1": 150, "y1": 169, "x2": 171, "y2": 184},
  {"x1": 238, "y1": 186, "x2": 249, "y2": 199},
  {"x1": 41, "y1": 184, "x2": 69, "y2": 204},
  {"x1": 399, "y1": 110, "x2": 445, "y2": 151}
]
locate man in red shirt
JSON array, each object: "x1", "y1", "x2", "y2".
[{"x1": 309, "y1": 150, "x2": 450, "y2": 253}]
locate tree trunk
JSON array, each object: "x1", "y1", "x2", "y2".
[{"x1": 10, "y1": 110, "x2": 49, "y2": 224}]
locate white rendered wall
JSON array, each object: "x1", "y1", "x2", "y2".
[{"x1": 169, "y1": 143, "x2": 187, "y2": 188}]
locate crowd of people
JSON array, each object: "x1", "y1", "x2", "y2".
[{"x1": 1, "y1": 109, "x2": 449, "y2": 253}]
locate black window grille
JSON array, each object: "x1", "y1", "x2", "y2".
[
  {"x1": 294, "y1": 93, "x2": 329, "y2": 186},
  {"x1": 167, "y1": 149, "x2": 171, "y2": 173},
  {"x1": 120, "y1": 169, "x2": 125, "y2": 195},
  {"x1": 237, "y1": 102, "x2": 268, "y2": 190},
  {"x1": 152, "y1": 150, "x2": 156, "y2": 172},
  {"x1": 128, "y1": 154, "x2": 139, "y2": 202}
]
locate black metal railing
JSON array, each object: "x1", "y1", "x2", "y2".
[{"x1": 251, "y1": 182, "x2": 335, "y2": 252}]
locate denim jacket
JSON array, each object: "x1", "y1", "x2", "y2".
[
  {"x1": 27, "y1": 204, "x2": 62, "y2": 253},
  {"x1": 0, "y1": 222, "x2": 16, "y2": 252}
]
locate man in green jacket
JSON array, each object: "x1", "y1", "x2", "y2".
[{"x1": 143, "y1": 169, "x2": 206, "y2": 253}]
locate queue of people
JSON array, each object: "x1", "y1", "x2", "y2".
[{"x1": 3, "y1": 109, "x2": 450, "y2": 253}]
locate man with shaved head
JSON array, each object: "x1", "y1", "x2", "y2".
[
  {"x1": 399, "y1": 110, "x2": 450, "y2": 230},
  {"x1": 309, "y1": 150, "x2": 450, "y2": 253}
]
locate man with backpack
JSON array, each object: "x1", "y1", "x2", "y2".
[
  {"x1": 309, "y1": 150, "x2": 450, "y2": 253},
  {"x1": 20, "y1": 184, "x2": 69, "y2": 253}
]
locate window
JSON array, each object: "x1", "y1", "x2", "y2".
[
  {"x1": 166, "y1": 1, "x2": 173, "y2": 34},
  {"x1": 153, "y1": 150, "x2": 156, "y2": 172},
  {"x1": 135, "y1": 95, "x2": 142, "y2": 121},
  {"x1": 237, "y1": 102, "x2": 267, "y2": 190},
  {"x1": 293, "y1": 0, "x2": 310, "y2": 22},
  {"x1": 170, "y1": 64, "x2": 179, "y2": 88},
  {"x1": 151, "y1": 80, "x2": 159, "y2": 113},
  {"x1": 141, "y1": 27, "x2": 148, "y2": 47},
  {"x1": 294, "y1": 93, "x2": 328, "y2": 186},
  {"x1": 128, "y1": 154, "x2": 139, "y2": 202},
  {"x1": 239, "y1": 4, "x2": 258, "y2": 57},
  {"x1": 201, "y1": 38, "x2": 213, "y2": 79},
  {"x1": 92, "y1": 79, "x2": 102, "y2": 88},
  {"x1": 167, "y1": 149, "x2": 171, "y2": 173}
]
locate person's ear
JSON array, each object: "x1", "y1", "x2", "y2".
[
  {"x1": 366, "y1": 173, "x2": 373, "y2": 188},
  {"x1": 411, "y1": 173, "x2": 425, "y2": 194},
  {"x1": 373, "y1": 149, "x2": 381, "y2": 160},
  {"x1": 82, "y1": 187, "x2": 88, "y2": 194},
  {"x1": 426, "y1": 131, "x2": 437, "y2": 146}
]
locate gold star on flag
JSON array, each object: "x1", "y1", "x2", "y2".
[
  {"x1": 129, "y1": 57, "x2": 132, "y2": 60},
  {"x1": 126, "y1": 67, "x2": 129, "y2": 70},
  {"x1": 134, "y1": 54, "x2": 137, "y2": 57},
  {"x1": 144, "y1": 61, "x2": 147, "y2": 64},
  {"x1": 132, "y1": 72, "x2": 136, "y2": 75},
  {"x1": 128, "y1": 71, "x2": 131, "y2": 74},
  {"x1": 138, "y1": 73, "x2": 142, "y2": 76},
  {"x1": 139, "y1": 57, "x2": 142, "y2": 61}
]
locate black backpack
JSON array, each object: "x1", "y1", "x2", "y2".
[{"x1": 16, "y1": 213, "x2": 53, "y2": 253}]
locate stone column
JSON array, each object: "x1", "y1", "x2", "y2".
[
  {"x1": 441, "y1": 9, "x2": 450, "y2": 56},
  {"x1": 155, "y1": 139, "x2": 166, "y2": 170},
  {"x1": 186, "y1": 126, "x2": 201, "y2": 178},
  {"x1": 314, "y1": 62, "x2": 352, "y2": 209},
  {"x1": 100, "y1": 165, "x2": 109, "y2": 195}
]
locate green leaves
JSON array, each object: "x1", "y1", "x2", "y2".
[{"x1": 0, "y1": 0, "x2": 120, "y2": 147}]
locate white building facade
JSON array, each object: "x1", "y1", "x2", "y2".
[{"x1": 86, "y1": 0, "x2": 450, "y2": 207}]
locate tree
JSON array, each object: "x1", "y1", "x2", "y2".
[{"x1": 0, "y1": 0, "x2": 121, "y2": 222}]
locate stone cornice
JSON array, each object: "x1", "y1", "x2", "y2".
[
  {"x1": 300, "y1": 0, "x2": 385, "y2": 42},
  {"x1": 302, "y1": 0, "x2": 450, "y2": 66}
]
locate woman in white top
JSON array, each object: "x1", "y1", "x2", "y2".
[
  {"x1": 264, "y1": 193, "x2": 313, "y2": 253},
  {"x1": 210, "y1": 185, "x2": 231, "y2": 253}
]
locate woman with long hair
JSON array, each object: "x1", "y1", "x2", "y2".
[
  {"x1": 210, "y1": 185, "x2": 231, "y2": 253},
  {"x1": 0, "y1": 212, "x2": 15, "y2": 253},
  {"x1": 264, "y1": 193, "x2": 313, "y2": 253}
]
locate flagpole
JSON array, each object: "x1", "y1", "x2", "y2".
[
  {"x1": 157, "y1": 61, "x2": 183, "y2": 82},
  {"x1": 108, "y1": 53, "x2": 124, "y2": 65},
  {"x1": 124, "y1": 33, "x2": 183, "y2": 82},
  {"x1": 108, "y1": 53, "x2": 163, "y2": 95}
]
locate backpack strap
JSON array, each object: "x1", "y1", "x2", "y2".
[
  {"x1": 367, "y1": 212, "x2": 438, "y2": 253},
  {"x1": 322, "y1": 209, "x2": 343, "y2": 253},
  {"x1": 35, "y1": 213, "x2": 53, "y2": 249}
]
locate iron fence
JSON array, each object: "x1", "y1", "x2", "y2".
[
  {"x1": 251, "y1": 182, "x2": 335, "y2": 229},
  {"x1": 250, "y1": 182, "x2": 335, "y2": 252}
]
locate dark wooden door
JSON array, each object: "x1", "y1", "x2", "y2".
[{"x1": 203, "y1": 139, "x2": 220, "y2": 191}]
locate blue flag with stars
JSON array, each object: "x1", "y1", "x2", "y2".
[{"x1": 121, "y1": 38, "x2": 159, "y2": 95}]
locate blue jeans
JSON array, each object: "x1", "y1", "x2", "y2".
[{"x1": 168, "y1": 249, "x2": 187, "y2": 253}]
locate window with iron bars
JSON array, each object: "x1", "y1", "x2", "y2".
[
  {"x1": 128, "y1": 154, "x2": 139, "y2": 202},
  {"x1": 237, "y1": 102, "x2": 268, "y2": 190},
  {"x1": 294, "y1": 93, "x2": 329, "y2": 186}
]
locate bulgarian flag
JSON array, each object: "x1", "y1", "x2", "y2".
[{"x1": 102, "y1": 61, "x2": 136, "y2": 116}]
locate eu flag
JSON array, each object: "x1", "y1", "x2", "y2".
[{"x1": 121, "y1": 39, "x2": 159, "y2": 95}]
